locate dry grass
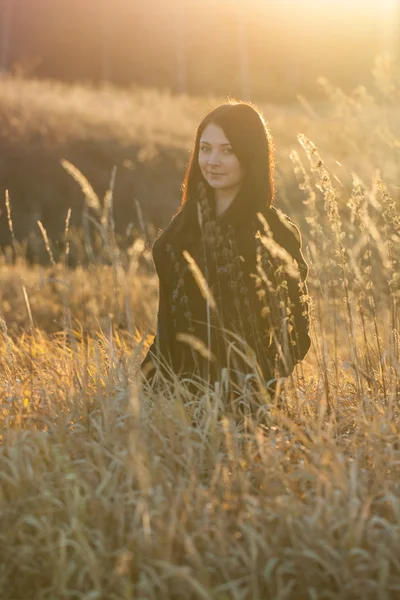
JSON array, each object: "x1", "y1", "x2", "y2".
[{"x1": 1, "y1": 59, "x2": 400, "y2": 598}]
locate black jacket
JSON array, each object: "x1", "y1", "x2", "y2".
[{"x1": 141, "y1": 196, "x2": 311, "y2": 386}]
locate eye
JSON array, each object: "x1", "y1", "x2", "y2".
[{"x1": 200, "y1": 146, "x2": 233, "y2": 154}]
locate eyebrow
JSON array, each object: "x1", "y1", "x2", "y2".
[{"x1": 200, "y1": 141, "x2": 232, "y2": 146}]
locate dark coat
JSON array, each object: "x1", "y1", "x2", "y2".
[{"x1": 141, "y1": 194, "x2": 311, "y2": 388}]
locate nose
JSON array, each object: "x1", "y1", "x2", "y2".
[{"x1": 208, "y1": 152, "x2": 221, "y2": 165}]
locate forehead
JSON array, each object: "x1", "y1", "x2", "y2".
[{"x1": 200, "y1": 123, "x2": 230, "y2": 144}]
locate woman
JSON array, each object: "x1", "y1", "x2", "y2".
[{"x1": 141, "y1": 101, "x2": 311, "y2": 395}]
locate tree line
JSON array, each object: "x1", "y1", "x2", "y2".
[{"x1": 0, "y1": 0, "x2": 392, "y2": 100}]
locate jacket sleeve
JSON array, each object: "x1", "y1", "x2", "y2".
[
  {"x1": 238, "y1": 211, "x2": 311, "y2": 379},
  {"x1": 263, "y1": 214, "x2": 311, "y2": 376},
  {"x1": 140, "y1": 239, "x2": 173, "y2": 382},
  {"x1": 140, "y1": 276, "x2": 173, "y2": 382},
  {"x1": 283, "y1": 228, "x2": 311, "y2": 365}
]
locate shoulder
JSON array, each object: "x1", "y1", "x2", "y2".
[
  {"x1": 151, "y1": 207, "x2": 196, "y2": 273},
  {"x1": 268, "y1": 206, "x2": 309, "y2": 280},
  {"x1": 150, "y1": 231, "x2": 167, "y2": 279},
  {"x1": 152, "y1": 209, "x2": 182, "y2": 249},
  {"x1": 239, "y1": 206, "x2": 303, "y2": 252},
  {"x1": 268, "y1": 206, "x2": 302, "y2": 246},
  {"x1": 151, "y1": 212, "x2": 179, "y2": 272}
]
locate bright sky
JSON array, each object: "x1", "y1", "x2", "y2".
[
  {"x1": 219, "y1": 0, "x2": 398, "y2": 30},
  {"x1": 248, "y1": 0, "x2": 398, "y2": 44},
  {"x1": 236, "y1": 0, "x2": 398, "y2": 23},
  {"x1": 249, "y1": 0, "x2": 397, "y2": 8}
]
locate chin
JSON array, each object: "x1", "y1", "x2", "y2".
[{"x1": 207, "y1": 179, "x2": 226, "y2": 188}]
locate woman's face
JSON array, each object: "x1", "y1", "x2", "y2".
[{"x1": 198, "y1": 123, "x2": 246, "y2": 192}]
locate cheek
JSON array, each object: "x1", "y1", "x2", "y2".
[{"x1": 198, "y1": 154, "x2": 207, "y2": 170}]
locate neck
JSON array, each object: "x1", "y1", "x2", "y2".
[{"x1": 214, "y1": 185, "x2": 241, "y2": 217}]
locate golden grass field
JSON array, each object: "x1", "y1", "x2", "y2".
[{"x1": 0, "y1": 56, "x2": 400, "y2": 598}]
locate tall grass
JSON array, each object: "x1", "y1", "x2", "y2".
[{"x1": 0, "y1": 60, "x2": 400, "y2": 598}]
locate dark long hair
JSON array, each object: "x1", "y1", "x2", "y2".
[{"x1": 163, "y1": 100, "x2": 276, "y2": 242}]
